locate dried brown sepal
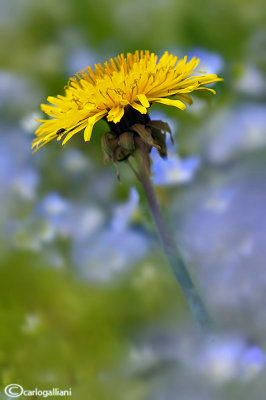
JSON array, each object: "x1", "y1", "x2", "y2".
[
  {"x1": 118, "y1": 131, "x2": 135, "y2": 151},
  {"x1": 148, "y1": 120, "x2": 174, "y2": 143},
  {"x1": 134, "y1": 136, "x2": 151, "y2": 174},
  {"x1": 151, "y1": 127, "x2": 167, "y2": 158},
  {"x1": 131, "y1": 123, "x2": 160, "y2": 150},
  {"x1": 101, "y1": 131, "x2": 117, "y2": 162},
  {"x1": 148, "y1": 120, "x2": 171, "y2": 133},
  {"x1": 113, "y1": 146, "x2": 131, "y2": 162},
  {"x1": 113, "y1": 161, "x2": 121, "y2": 182},
  {"x1": 103, "y1": 153, "x2": 110, "y2": 165}
]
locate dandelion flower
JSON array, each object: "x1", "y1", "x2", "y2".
[
  {"x1": 32, "y1": 50, "x2": 222, "y2": 152},
  {"x1": 33, "y1": 50, "x2": 222, "y2": 329}
]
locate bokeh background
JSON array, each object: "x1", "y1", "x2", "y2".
[{"x1": 1, "y1": 0, "x2": 266, "y2": 399}]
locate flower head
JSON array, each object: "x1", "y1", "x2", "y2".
[{"x1": 32, "y1": 50, "x2": 222, "y2": 152}]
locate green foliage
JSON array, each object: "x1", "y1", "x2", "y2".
[{"x1": 0, "y1": 252, "x2": 185, "y2": 398}]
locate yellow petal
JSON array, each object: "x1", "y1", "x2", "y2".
[
  {"x1": 152, "y1": 98, "x2": 186, "y2": 110},
  {"x1": 62, "y1": 121, "x2": 88, "y2": 145},
  {"x1": 32, "y1": 135, "x2": 56, "y2": 152},
  {"x1": 131, "y1": 102, "x2": 147, "y2": 114},
  {"x1": 120, "y1": 99, "x2": 130, "y2": 106},
  {"x1": 175, "y1": 94, "x2": 193, "y2": 105},
  {"x1": 195, "y1": 87, "x2": 216, "y2": 94},
  {"x1": 84, "y1": 111, "x2": 107, "y2": 142},
  {"x1": 47, "y1": 96, "x2": 63, "y2": 107},
  {"x1": 136, "y1": 94, "x2": 150, "y2": 108},
  {"x1": 107, "y1": 106, "x2": 124, "y2": 123},
  {"x1": 113, "y1": 107, "x2": 125, "y2": 123}
]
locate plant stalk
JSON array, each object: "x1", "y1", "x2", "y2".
[{"x1": 133, "y1": 139, "x2": 213, "y2": 330}]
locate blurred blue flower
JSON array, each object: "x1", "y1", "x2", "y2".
[
  {"x1": 196, "y1": 335, "x2": 265, "y2": 383},
  {"x1": 59, "y1": 148, "x2": 90, "y2": 174},
  {"x1": 240, "y1": 345, "x2": 265, "y2": 380},
  {"x1": 111, "y1": 187, "x2": 139, "y2": 231},
  {"x1": 235, "y1": 64, "x2": 266, "y2": 97},
  {"x1": 0, "y1": 70, "x2": 42, "y2": 115},
  {"x1": 40, "y1": 192, "x2": 70, "y2": 216},
  {"x1": 11, "y1": 168, "x2": 39, "y2": 201},
  {"x1": 21, "y1": 111, "x2": 41, "y2": 134},
  {"x1": 67, "y1": 206, "x2": 104, "y2": 240},
  {"x1": 150, "y1": 128, "x2": 200, "y2": 187},
  {"x1": 188, "y1": 48, "x2": 224, "y2": 75},
  {"x1": 205, "y1": 104, "x2": 266, "y2": 163},
  {"x1": 127, "y1": 330, "x2": 265, "y2": 387},
  {"x1": 198, "y1": 335, "x2": 244, "y2": 383},
  {"x1": 0, "y1": 127, "x2": 39, "y2": 201},
  {"x1": 72, "y1": 188, "x2": 149, "y2": 281},
  {"x1": 151, "y1": 146, "x2": 200, "y2": 186},
  {"x1": 66, "y1": 46, "x2": 101, "y2": 76},
  {"x1": 38, "y1": 192, "x2": 104, "y2": 240}
]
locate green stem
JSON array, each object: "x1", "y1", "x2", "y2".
[{"x1": 134, "y1": 139, "x2": 213, "y2": 330}]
